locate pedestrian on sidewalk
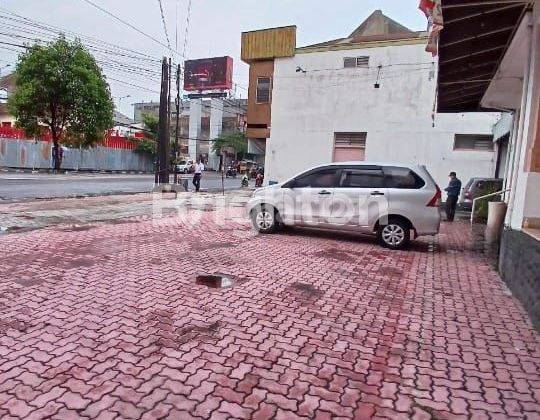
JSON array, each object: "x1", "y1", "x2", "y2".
[
  {"x1": 444, "y1": 171, "x2": 462, "y2": 222},
  {"x1": 192, "y1": 159, "x2": 205, "y2": 192}
]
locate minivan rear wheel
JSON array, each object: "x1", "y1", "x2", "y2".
[{"x1": 378, "y1": 218, "x2": 410, "y2": 250}]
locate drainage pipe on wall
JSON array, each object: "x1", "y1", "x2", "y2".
[{"x1": 506, "y1": 12, "x2": 534, "y2": 228}]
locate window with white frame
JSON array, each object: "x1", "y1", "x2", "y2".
[
  {"x1": 344, "y1": 56, "x2": 370, "y2": 69},
  {"x1": 256, "y1": 77, "x2": 272, "y2": 103},
  {"x1": 454, "y1": 134, "x2": 494, "y2": 151}
]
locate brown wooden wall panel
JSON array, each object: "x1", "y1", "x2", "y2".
[
  {"x1": 247, "y1": 61, "x2": 274, "y2": 136},
  {"x1": 241, "y1": 26, "x2": 296, "y2": 62}
]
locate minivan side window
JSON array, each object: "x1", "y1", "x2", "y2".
[
  {"x1": 293, "y1": 168, "x2": 339, "y2": 188},
  {"x1": 383, "y1": 167, "x2": 425, "y2": 189},
  {"x1": 339, "y1": 168, "x2": 385, "y2": 188}
]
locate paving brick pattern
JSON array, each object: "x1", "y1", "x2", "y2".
[{"x1": 0, "y1": 211, "x2": 538, "y2": 419}]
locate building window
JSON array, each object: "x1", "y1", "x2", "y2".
[
  {"x1": 454, "y1": 134, "x2": 494, "y2": 151},
  {"x1": 333, "y1": 132, "x2": 367, "y2": 162},
  {"x1": 340, "y1": 168, "x2": 385, "y2": 188},
  {"x1": 256, "y1": 77, "x2": 272, "y2": 103},
  {"x1": 344, "y1": 56, "x2": 370, "y2": 69}
]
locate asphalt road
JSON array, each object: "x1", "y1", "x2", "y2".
[{"x1": 0, "y1": 171, "x2": 248, "y2": 202}]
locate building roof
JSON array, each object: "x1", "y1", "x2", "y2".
[
  {"x1": 0, "y1": 73, "x2": 15, "y2": 93},
  {"x1": 436, "y1": 0, "x2": 530, "y2": 113},
  {"x1": 300, "y1": 10, "x2": 423, "y2": 51},
  {"x1": 114, "y1": 110, "x2": 134, "y2": 126}
]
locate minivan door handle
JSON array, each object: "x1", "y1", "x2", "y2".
[
  {"x1": 371, "y1": 191, "x2": 385, "y2": 196},
  {"x1": 318, "y1": 190, "x2": 332, "y2": 195}
]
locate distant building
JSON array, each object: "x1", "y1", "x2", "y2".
[
  {"x1": 132, "y1": 98, "x2": 247, "y2": 160},
  {"x1": 112, "y1": 110, "x2": 137, "y2": 137},
  {"x1": 241, "y1": 10, "x2": 500, "y2": 187},
  {"x1": 0, "y1": 74, "x2": 15, "y2": 127}
]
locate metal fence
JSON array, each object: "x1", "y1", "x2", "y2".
[{"x1": 0, "y1": 137, "x2": 153, "y2": 172}]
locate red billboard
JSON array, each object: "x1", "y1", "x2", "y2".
[{"x1": 183, "y1": 56, "x2": 233, "y2": 92}]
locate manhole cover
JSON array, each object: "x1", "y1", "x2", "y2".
[{"x1": 196, "y1": 274, "x2": 234, "y2": 289}]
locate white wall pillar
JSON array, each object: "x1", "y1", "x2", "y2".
[
  {"x1": 188, "y1": 98, "x2": 202, "y2": 161},
  {"x1": 208, "y1": 99, "x2": 224, "y2": 170}
]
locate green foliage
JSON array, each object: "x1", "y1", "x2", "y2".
[
  {"x1": 8, "y1": 37, "x2": 114, "y2": 149},
  {"x1": 130, "y1": 113, "x2": 158, "y2": 156},
  {"x1": 474, "y1": 183, "x2": 502, "y2": 223},
  {"x1": 141, "y1": 113, "x2": 158, "y2": 140},
  {"x1": 212, "y1": 131, "x2": 247, "y2": 157},
  {"x1": 133, "y1": 138, "x2": 156, "y2": 155}
]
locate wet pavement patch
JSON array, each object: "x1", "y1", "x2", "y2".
[
  {"x1": 196, "y1": 274, "x2": 234, "y2": 289},
  {"x1": 107, "y1": 218, "x2": 141, "y2": 225},
  {"x1": 192, "y1": 242, "x2": 236, "y2": 251},
  {"x1": 151, "y1": 316, "x2": 223, "y2": 349},
  {"x1": 312, "y1": 249, "x2": 355, "y2": 263},
  {"x1": 0, "y1": 318, "x2": 28, "y2": 334},
  {"x1": 65, "y1": 258, "x2": 96, "y2": 268},
  {"x1": 289, "y1": 282, "x2": 324, "y2": 298},
  {"x1": 15, "y1": 214, "x2": 35, "y2": 220},
  {"x1": 60, "y1": 225, "x2": 95, "y2": 232},
  {"x1": 0, "y1": 226, "x2": 34, "y2": 234},
  {"x1": 378, "y1": 267, "x2": 404, "y2": 277},
  {"x1": 14, "y1": 277, "x2": 43, "y2": 287}
]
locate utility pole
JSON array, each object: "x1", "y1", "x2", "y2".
[
  {"x1": 157, "y1": 57, "x2": 170, "y2": 185},
  {"x1": 173, "y1": 64, "x2": 181, "y2": 184},
  {"x1": 167, "y1": 58, "x2": 172, "y2": 182}
]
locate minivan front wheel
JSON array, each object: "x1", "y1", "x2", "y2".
[
  {"x1": 251, "y1": 205, "x2": 278, "y2": 234},
  {"x1": 378, "y1": 218, "x2": 410, "y2": 250}
]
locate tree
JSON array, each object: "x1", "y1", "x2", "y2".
[
  {"x1": 142, "y1": 113, "x2": 158, "y2": 139},
  {"x1": 132, "y1": 113, "x2": 158, "y2": 155},
  {"x1": 212, "y1": 131, "x2": 248, "y2": 160},
  {"x1": 8, "y1": 37, "x2": 114, "y2": 170}
]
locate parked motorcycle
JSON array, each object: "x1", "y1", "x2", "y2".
[{"x1": 226, "y1": 166, "x2": 237, "y2": 178}]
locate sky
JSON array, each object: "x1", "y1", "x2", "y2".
[{"x1": 0, "y1": 0, "x2": 427, "y2": 118}]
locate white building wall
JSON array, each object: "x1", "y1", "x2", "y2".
[
  {"x1": 266, "y1": 42, "x2": 499, "y2": 189},
  {"x1": 508, "y1": 8, "x2": 540, "y2": 230}
]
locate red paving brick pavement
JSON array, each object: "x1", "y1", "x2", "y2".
[{"x1": 0, "y1": 210, "x2": 539, "y2": 419}]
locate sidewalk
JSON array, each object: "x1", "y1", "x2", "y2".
[
  {"x1": 0, "y1": 204, "x2": 538, "y2": 419},
  {"x1": 0, "y1": 190, "x2": 253, "y2": 233}
]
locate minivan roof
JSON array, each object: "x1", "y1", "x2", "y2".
[{"x1": 322, "y1": 161, "x2": 425, "y2": 168}]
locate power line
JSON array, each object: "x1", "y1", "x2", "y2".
[
  {"x1": 157, "y1": 0, "x2": 171, "y2": 52},
  {"x1": 79, "y1": 0, "x2": 184, "y2": 57},
  {"x1": 182, "y1": 0, "x2": 192, "y2": 58},
  {"x1": 0, "y1": 20, "x2": 162, "y2": 63},
  {"x1": 0, "y1": 9, "x2": 160, "y2": 61},
  {"x1": 0, "y1": 40, "x2": 26, "y2": 49},
  {"x1": 0, "y1": 32, "x2": 163, "y2": 83},
  {"x1": 107, "y1": 76, "x2": 161, "y2": 94}
]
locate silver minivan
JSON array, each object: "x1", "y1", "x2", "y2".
[{"x1": 246, "y1": 162, "x2": 441, "y2": 249}]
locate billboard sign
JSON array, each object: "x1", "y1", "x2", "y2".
[{"x1": 183, "y1": 56, "x2": 233, "y2": 92}]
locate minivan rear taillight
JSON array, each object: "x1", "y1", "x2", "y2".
[
  {"x1": 427, "y1": 185, "x2": 441, "y2": 207},
  {"x1": 465, "y1": 190, "x2": 472, "y2": 200}
]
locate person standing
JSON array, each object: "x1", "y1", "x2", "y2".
[
  {"x1": 192, "y1": 159, "x2": 205, "y2": 192},
  {"x1": 444, "y1": 171, "x2": 462, "y2": 222}
]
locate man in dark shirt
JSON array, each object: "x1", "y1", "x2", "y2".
[{"x1": 444, "y1": 171, "x2": 462, "y2": 222}]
